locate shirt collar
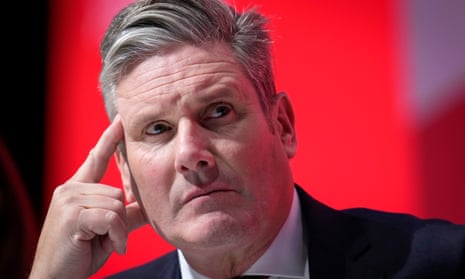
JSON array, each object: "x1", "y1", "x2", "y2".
[{"x1": 179, "y1": 188, "x2": 306, "y2": 279}]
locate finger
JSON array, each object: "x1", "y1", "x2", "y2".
[
  {"x1": 78, "y1": 189, "x2": 126, "y2": 215},
  {"x1": 125, "y1": 202, "x2": 148, "y2": 232},
  {"x1": 76, "y1": 182, "x2": 126, "y2": 201},
  {"x1": 71, "y1": 115, "x2": 123, "y2": 183},
  {"x1": 75, "y1": 207, "x2": 128, "y2": 254}
]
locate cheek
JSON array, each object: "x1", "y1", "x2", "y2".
[
  {"x1": 127, "y1": 142, "x2": 174, "y2": 184},
  {"x1": 231, "y1": 132, "x2": 278, "y2": 187},
  {"x1": 127, "y1": 147, "x2": 175, "y2": 215},
  {"x1": 242, "y1": 132, "x2": 287, "y2": 185}
]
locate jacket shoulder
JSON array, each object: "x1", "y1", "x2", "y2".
[
  {"x1": 295, "y1": 184, "x2": 465, "y2": 278},
  {"x1": 343, "y1": 207, "x2": 465, "y2": 277}
]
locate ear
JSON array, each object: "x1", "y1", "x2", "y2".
[
  {"x1": 115, "y1": 149, "x2": 136, "y2": 203},
  {"x1": 271, "y1": 92, "x2": 297, "y2": 158}
]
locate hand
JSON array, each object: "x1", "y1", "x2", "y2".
[{"x1": 29, "y1": 116, "x2": 147, "y2": 279}]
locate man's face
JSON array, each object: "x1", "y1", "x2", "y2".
[{"x1": 115, "y1": 42, "x2": 296, "y2": 253}]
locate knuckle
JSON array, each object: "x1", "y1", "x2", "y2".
[
  {"x1": 52, "y1": 183, "x2": 75, "y2": 202},
  {"x1": 52, "y1": 183, "x2": 76, "y2": 204},
  {"x1": 52, "y1": 184, "x2": 68, "y2": 196},
  {"x1": 112, "y1": 198, "x2": 125, "y2": 210},
  {"x1": 105, "y1": 210, "x2": 120, "y2": 225}
]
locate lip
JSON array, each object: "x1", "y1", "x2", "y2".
[{"x1": 182, "y1": 187, "x2": 236, "y2": 204}]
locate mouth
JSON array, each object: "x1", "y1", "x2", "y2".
[{"x1": 184, "y1": 188, "x2": 236, "y2": 204}]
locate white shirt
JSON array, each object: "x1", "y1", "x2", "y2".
[{"x1": 178, "y1": 188, "x2": 309, "y2": 279}]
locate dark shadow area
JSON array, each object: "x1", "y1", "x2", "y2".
[
  {"x1": 0, "y1": 138, "x2": 39, "y2": 277},
  {"x1": 0, "y1": 1, "x2": 48, "y2": 218}
]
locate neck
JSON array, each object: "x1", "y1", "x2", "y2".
[{"x1": 180, "y1": 234, "x2": 274, "y2": 278}]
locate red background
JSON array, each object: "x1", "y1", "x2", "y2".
[{"x1": 44, "y1": 1, "x2": 465, "y2": 277}]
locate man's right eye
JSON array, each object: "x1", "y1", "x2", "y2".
[{"x1": 146, "y1": 122, "x2": 172, "y2": 135}]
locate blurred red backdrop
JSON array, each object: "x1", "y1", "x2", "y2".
[{"x1": 44, "y1": 0, "x2": 465, "y2": 277}]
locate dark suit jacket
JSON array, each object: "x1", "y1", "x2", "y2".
[{"x1": 108, "y1": 184, "x2": 465, "y2": 279}]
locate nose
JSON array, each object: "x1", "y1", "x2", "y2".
[{"x1": 174, "y1": 119, "x2": 218, "y2": 185}]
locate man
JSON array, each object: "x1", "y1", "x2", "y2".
[{"x1": 30, "y1": 0, "x2": 465, "y2": 278}]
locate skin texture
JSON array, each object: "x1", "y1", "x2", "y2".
[
  {"x1": 29, "y1": 42, "x2": 297, "y2": 279},
  {"x1": 115, "y1": 42, "x2": 297, "y2": 278},
  {"x1": 29, "y1": 116, "x2": 146, "y2": 279}
]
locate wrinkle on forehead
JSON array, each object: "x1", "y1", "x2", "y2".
[
  {"x1": 116, "y1": 43, "x2": 244, "y2": 100},
  {"x1": 114, "y1": 43, "x2": 257, "y2": 132}
]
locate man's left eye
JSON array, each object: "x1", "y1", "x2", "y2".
[{"x1": 206, "y1": 103, "x2": 232, "y2": 119}]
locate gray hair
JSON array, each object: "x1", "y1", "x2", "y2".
[{"x1": 99, "y1": 0, "x2": 276, "y2": 120}]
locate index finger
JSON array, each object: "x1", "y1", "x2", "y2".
[{"x1": 70, "y1": 115, "x2": 124, "y2": 183}]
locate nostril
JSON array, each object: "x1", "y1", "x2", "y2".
[
  {"x1": 177, "y1": 158, "x2": 218, "y2": 186},
  {"x1": 197, "y1": 160, "x2": 208, "y2": 168},
  {"x1": 178, "y1": 160, "x2": 208, "y2": 173}
]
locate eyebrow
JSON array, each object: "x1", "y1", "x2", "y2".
[{"x1": 128, "y1": 86, "x2": 242, "y2": 129}]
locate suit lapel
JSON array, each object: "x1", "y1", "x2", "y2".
[{"x1": 296, "y1": 185, "x2": 392, "y2": 279}]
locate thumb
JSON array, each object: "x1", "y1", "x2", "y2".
[{"x1": 126, "y1": 202, "x2": 148, "y2": 232}]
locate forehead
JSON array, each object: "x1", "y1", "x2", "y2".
[
  {"x1": 115, "y1": 43, "x2": 259, "y2": 121},
  {"x1": 116, "y1": 43, "x2": 249, "y2": 100}
]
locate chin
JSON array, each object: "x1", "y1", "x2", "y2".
[{"x1": 178, "y1": 212, "x2": 249, "y2": 247}]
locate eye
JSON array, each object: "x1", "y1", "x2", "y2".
[
  {"x1": 146, "y1": 122, "x2": 172, "y2": 135},
  {"x1": 205, "y1": 103, "x2": 232, "y2": 119}
]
